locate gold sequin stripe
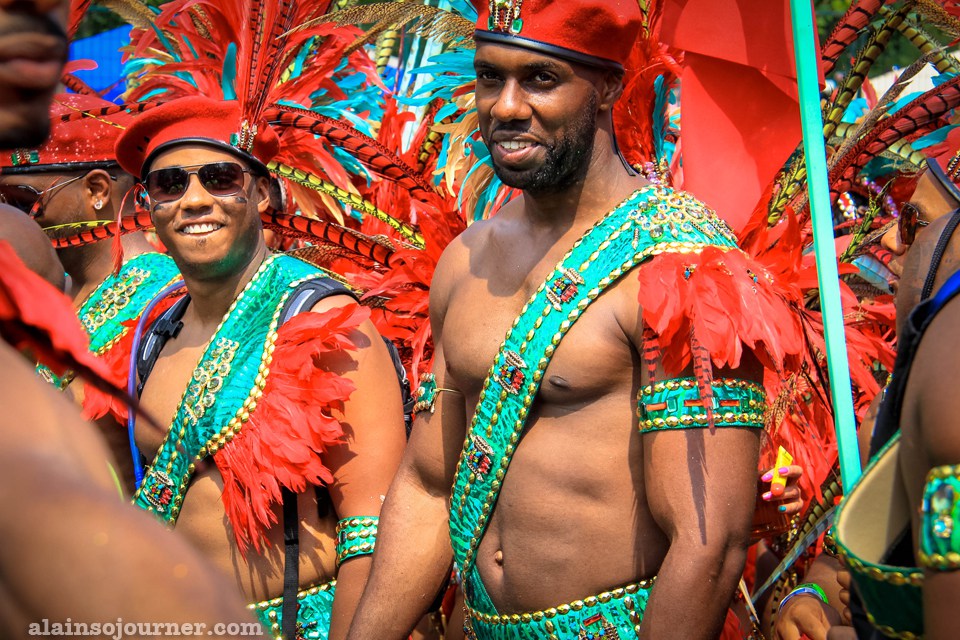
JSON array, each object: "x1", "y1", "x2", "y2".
[
  {"x1": 452, "y1": 187, "x2": 731, "y2": 574},
  {"x1": 637, "y1": 377, "x2": 767, "y2": 431},
  {"x1": 247, "y1": 580, "x2": 336, "y2": 640},
  {"x1": 335, "y1": 516, "x2": 379, "y2": 566},
  {"x1": 465, "y1": 579, "x2": 654, "y2": 634}
]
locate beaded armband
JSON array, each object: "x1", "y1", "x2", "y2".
[
  {"x1": 637, "y1": 377, "x2": 766, "y2": 433},
  {"x1": 336, "y1": 516, "x2": 379, "y2": 566},
  {"x1": 412, "y1": 372, "x2": 462, "y2": 415},
  {"x1": 918, "y1": 465, "x2": 960, "y2": 571}
]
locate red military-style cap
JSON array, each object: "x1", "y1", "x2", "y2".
[
  {"x1": 0, "y1": 93, "x2": 136, "y2": 175},
  {"x1": 114, "y1": 96, "x2": 281, "y2": 179},
  {"x1": 926, "y1": 127, "x2": 960, "y2": 204},
  {"x1": 472, "y1": 0, "x2": 642, "y2": 71}
]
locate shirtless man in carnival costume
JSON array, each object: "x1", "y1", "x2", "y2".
[
  {"x1": 112, "y1": 95, "x2": 406, "y2": 639},
  {"x1": 349, "y1": 2, "x2": 811, "y2": 639}
]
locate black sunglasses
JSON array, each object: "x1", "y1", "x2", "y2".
[
  {"x1": 898, "y1": 202, "x2": 931, "y2": 246},
  {"x1": 144, "y1": 162, "x2": 252, "y2": 203},
  {"x1": 0, "y1": 175, "x2": 86, "y2": 218}
]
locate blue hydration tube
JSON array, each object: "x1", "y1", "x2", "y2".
[{"x1": 127, "y1": 280, "x2": 185, "y2": 489}]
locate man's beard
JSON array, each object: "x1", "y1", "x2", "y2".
[{"x1": 489, "y1": 94, "x2": 598, "y2": 195}]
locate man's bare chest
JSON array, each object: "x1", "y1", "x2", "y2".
[
  {"x1": 441, "y1": 273, "x2": 638, "y2": 406},
  {"x1": 137, "y1": 333, "x2": 213, "y2": 454}
]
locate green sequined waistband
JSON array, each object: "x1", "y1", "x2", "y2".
[
  {"x1": 248, "y1": 579, "x2": 336, "y2": 640},
  {"x1": 463, "y1": 579, "x2": 654, "y2": 640}
]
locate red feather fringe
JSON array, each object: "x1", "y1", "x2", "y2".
[
  {"x1": 0, "y1": 240, "x2": 108, "y2": 383},
  {"x1": 214, "y1": 303, "x2": 370, "y2": 553}
]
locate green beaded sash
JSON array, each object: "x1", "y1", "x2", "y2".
[
  {"x1": 79, "y1": 252, "x2": 181, "y2": 354},
  {"x1": 37, "y1": 252, "x2": 181, "y2": 388},
  {"x1": 449, "y1": 185, "x2": 739, "y2": 582},
  {"x1": 834, "y1": 432, "x2": 923, "y2": 639},
  {"x1": 133, "y1": 254, "x2": 324, "y2": 524}
]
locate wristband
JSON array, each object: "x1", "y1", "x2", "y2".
[{"x1": 778, "y1": 583, "x2": 828, "y2": 614}]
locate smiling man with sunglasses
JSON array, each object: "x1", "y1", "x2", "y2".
[
  {"x1": 0, "y1": 93, "x2": 180, "y2": 396},
  {"x1": 113, "y1": 95, "x2": 405, "y2": 640}
]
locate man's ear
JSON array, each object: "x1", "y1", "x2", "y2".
[
  {"x1": 254, "y1": 175, "x2": 271, "y2": 213},
  {"x1": 598, "y1": 71, "x2": 625, "y2": 112},
  {"x1": 84, "y1": 169, "x2": 113, "y2": 217}
]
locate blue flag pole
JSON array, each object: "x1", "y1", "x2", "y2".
[{"x1": 789, "y1": 0, "x2": 862, "y2": 488}]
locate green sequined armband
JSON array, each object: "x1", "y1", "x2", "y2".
[
  {"x1": 336, "y1": 516, "x2": 379, "y2": 566},
  {"x1": 919, "y1": 465, "x2": 960, "y2": 570},
  {"x1": 637, "y1": 377, "x2": 767, "y2": 433}
]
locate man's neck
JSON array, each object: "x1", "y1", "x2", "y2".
[
  {"x1": 180, "y1": 245, "x2": 270, "y2": 327},
  {"x1": 520, "y1": 141, "x2": 646, "y2": 229}
]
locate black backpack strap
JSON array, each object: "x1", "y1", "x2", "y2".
[
  {"x1": 920, "y1": 207, "x2": 960, "y2": 302},
  {"x1": 281, "y1": 487, "x2": 300, "y2": 640},
  {"x1": 136, "y1": 294, "x2": 190, "y2": 395},
  {"x1": 277, "y1": 277, "x2": 354, "y2": 639}
]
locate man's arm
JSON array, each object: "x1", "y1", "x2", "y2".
[
  {"x1": 347, "y1": 249, "x2": 469, "y2": 640},
  {"x1": 639, "y1": 375, "x2": 762, "y2": 639},
  {"x1": 905, "y1": 303, "x2": 960, "y2": 639},
  {"x1": 306, "y1": 295, "x2": 408, "y2": 640}
]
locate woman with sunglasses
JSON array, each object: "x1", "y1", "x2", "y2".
[{"x1": 113, "y1": 95, "x2": 406, "y2": 640}]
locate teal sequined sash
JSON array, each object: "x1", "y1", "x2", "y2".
[
  {"x1": 79, "y1": 251, "x2": 181, "y2": 354},
  {"x1": 38, "y1": 252, "x2": 181, "y2": 387},
  {"x1": 449, "y1": 185, "x2": 738, "y2": 584},
  {"x1": 134, "y1": 254, "x2": 324, "y2": 524}
]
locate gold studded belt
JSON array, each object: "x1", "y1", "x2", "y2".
[{"x1": 463, "y1": 579, "x2": 655, "y2": 640}]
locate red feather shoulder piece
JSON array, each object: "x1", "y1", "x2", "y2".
[
  {"x1": 637, "y1": 245, "x2": 805, "y2": 378},
  {"x1": 214, "y1": 303, "x2": 370, "y2": 553}
]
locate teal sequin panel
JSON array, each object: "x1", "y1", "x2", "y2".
[
  {"x1": 920, "y1": 465, "x2": 960, "y2": 570},
  {"x1": 463, "y1": 581, "x2": 653, "y2": 640},
  {"x1": 249, "y1": 580, "x2": 336, "y2": 640},
  {"x1": 449, "y1": 185, "x2": 739, "y2": 576},
  {"x1": 336, "y1": 516, "x2": 378, "y2": 565},
  {"x1": 637, "y1": 377, "x2": 766, "y2": 432},
  {"x1": 37, "y1": 252, "x2": 181, "y2": 387},
  {"x1": 133, "y1": 254, "x2": 324, "y2": 525},
  {"x1": 79, "y1": 252, "x2": 181, "y2": 354},
  {"x1": 413, "y1": 372, "x2": 438, "y2": 415}
]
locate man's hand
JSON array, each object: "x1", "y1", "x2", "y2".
[
  {"x1": 773, "y1": 592, "x2": 841, "y2": 640},
  {"x1": 760, "y1": 464, "x2": 804, "y2": 515}
]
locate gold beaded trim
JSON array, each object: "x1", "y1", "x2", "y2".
[
  {"x1": 834, "y1": 541, "x2": 923, "y2": 587},
  {"x1": 465, "y1": 579, "x2": 654, "y2": 627},
  {"x1": 335, "y1": 516, "x2": 379, "y2": 565},
  {"x1": 865, "y1": 611, "x2": 921, "y2": 640},
  {"x1": 637, "y1": 378, "x2": 767, "y2": 430},
  {"x1": 247, "y1": 579, "x2": 336, "y2": 610}
]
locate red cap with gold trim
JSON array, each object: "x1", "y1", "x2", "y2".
[
  {"x1": 114, "y1": 96, "x2": 281, "y2": 179},
  {"x1": 925, "y1": 127, "x2": 960, "y2": 204},
  {"x1": 472, "y1": 0, "x2": 642, "y2": 70},
  {"x1": 0, "y1": 93, "x2": 134, "y2": 175}
]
